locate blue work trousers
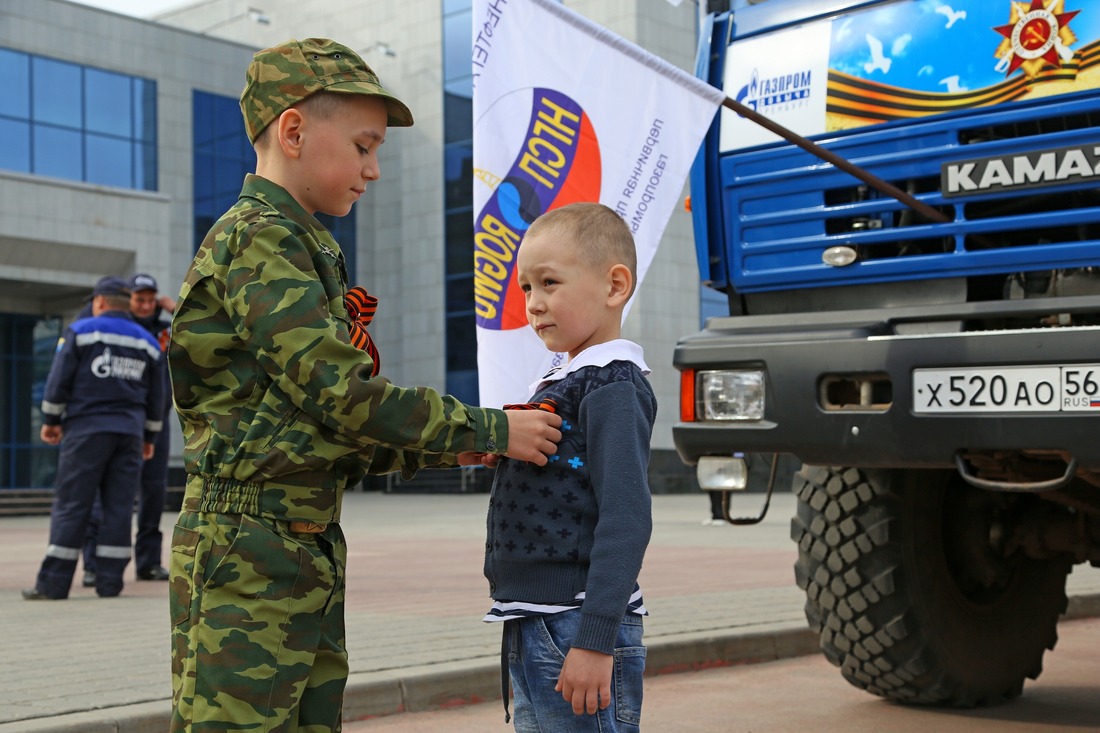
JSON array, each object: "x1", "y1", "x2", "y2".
[
  {"x1": 36, "y1": 431, "x2": 142, "y2": 598},
  {"x1": 84, "y1": 425, "x2": 168, "y2": 573}
]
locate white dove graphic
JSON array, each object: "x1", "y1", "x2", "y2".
[
  {"x1": 864, "y1": 34, "x2": 892, "y2": 74},
  {"x1": 939, "y1": 75, "x2": 964, "y2": 93},
  {"x1": 935, "y1": 5, "x2": 967, "y2": 29}
]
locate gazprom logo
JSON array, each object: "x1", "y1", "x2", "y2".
[{"x1": 735, "y1": 68, "x2": 813, "y2": 113}]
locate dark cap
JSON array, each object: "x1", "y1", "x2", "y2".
[
  {"x1": 240, "y1": 37, "x2": 414, "y2": 143},
  {"x1": 129, "y1": 273, "x2": 158, "y2": 292},
  {"x1": 91, "y1": 276, "x2": 131, "y2": 298}
]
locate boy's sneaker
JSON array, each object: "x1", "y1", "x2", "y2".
[{"x1": 83, "y1": 570, "x2": 96, "y2": 588}]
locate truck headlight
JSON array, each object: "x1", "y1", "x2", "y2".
[
  {"x1": 697, "y1": 455, "x2": 748, "y2": 490},
  {"x1": 697, "y1": 370, "x2": 765, "y2": 421}
]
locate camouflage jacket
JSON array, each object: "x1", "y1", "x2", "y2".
[{"x1": 169, "y1": 174, "x2": 506, "y2": 523}]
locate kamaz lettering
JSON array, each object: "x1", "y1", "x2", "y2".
[{"x1": 942, "y1": 144, "x2": 1100, "y2": 196}]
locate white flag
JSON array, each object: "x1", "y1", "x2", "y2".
[{"x1": 471, "y1": 0, "x2": 723, "y2": 407}]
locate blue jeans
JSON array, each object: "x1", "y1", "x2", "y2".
[{"x1": 508, "y1": 611, "x2": 645, "y2": 733}]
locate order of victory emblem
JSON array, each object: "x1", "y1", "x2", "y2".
[{"x1": 994, "y1": 0, "x2": 1081, "y2": 77}]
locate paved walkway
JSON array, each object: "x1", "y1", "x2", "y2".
[{"x1": 2, "y1": 491, "x2": 1098, "y2": 732}]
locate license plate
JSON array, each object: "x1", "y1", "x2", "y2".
[{"x1": 913, "y1": 364, "x2": 1100, "y2": 414}]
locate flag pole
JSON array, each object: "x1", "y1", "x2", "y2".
[{"x1": 721, "y1": 96, "x2": 951, "y2": 225}]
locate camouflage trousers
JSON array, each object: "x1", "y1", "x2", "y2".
[{"x1": 169, "y1": 511, "x2": 348, "y2": 732}]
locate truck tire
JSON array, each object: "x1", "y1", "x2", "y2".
[{"x1": 791, "y1": 465, "x2": 1071, "y2": 706}]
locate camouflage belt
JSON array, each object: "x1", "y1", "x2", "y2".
[{"x1": 288, "y1": 521, "x2": 327, "y2": 534}]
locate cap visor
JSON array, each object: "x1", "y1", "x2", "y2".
[{"x1": 326, "y1": 82, "x2": 414, "y2": 127}]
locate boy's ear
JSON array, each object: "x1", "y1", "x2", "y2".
[
  {"x1": 607, "y1": 263, "x2": 633, "y2": 306},
  {"x1": 275, "y1": 108, "x2": 305, "y2": 159}
]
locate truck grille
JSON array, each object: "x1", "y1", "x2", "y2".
[{"x1": 722, "y1": 96, "x2": 1100, "y2": 293}]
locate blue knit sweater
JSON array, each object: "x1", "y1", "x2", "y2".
[{"x1": 484, "y1": 341, "x2": 656, "y2": 654}]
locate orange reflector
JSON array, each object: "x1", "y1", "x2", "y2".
[
  {"x1": 680, "y1": 369, "x2": 695, "y2": 422},
  {"x1": 684, "y1": 195, "x2": 692, "y2": 213}
]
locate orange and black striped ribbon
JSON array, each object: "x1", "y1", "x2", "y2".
[
  {"x1": 502, "y1": 398, "x2": 557, "y2": 413},
  {"x1": 344, "y1": 286, "x2": 380, "y2": 377}
]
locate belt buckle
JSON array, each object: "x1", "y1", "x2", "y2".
[{"x1": 289, "y1": 521, "x2": 327, "y2": 534}]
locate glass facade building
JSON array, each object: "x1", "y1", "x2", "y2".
[
  {"x1": 0, "y1": 46, "x2": 158, "y2": 489},
  {"x1": 0, "y1": 48, "x2": 157, "y2": 190},
  {"x1": 442, "y1": 0, "x2": 477, "y2": 404}
]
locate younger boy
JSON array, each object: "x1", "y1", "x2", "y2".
[
  {"x1": 168, "y1": 38, "x2": 561, "y2": 731},
  {"x1": 481, "y1": 202, "x2": 656, "y2": 732}
]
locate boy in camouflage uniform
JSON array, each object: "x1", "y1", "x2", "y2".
[{"x1": 168, "y1": 38, "x2": 562, "y2": 732}]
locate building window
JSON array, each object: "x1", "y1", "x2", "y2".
[
  {"x1": 443, "y1": 0, "x2": 478, "y2": 404},
  {"x1": 0, "y1": 47, "x2": 157, "y2": 190},
  {"x1": 191, "y1": 90, "x2": 357, "y2": 277},
  {"x1": 0, "y1": 315, "x2": 62, "y2": 489}
]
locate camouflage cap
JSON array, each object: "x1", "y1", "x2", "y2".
[{"x1": 240, "y1": 38, "x2": 414, "y2": 143}]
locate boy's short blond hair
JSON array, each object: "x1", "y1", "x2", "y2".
[{"x1": 525, "y1": 203, "x2": 637, "y2": 296}]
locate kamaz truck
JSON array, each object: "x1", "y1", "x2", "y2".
[{"x1": 673, "y1": 0, "x2": 1100, "y2": 706}]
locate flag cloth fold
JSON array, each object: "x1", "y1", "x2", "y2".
[{"x1": 472, "y1": 0, "x2": 723, "y2": 407}]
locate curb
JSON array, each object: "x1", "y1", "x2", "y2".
[
  {"x1": 5, "y1": 594, "x2": 1099, "y2": 733},
  {"x1": 0, "y1": 623, "x2": 816, "y2": 733},
  {"x1": 342, "y1": 622, "x2": 819, "y2": 722}
]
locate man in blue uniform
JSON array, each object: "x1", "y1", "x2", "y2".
[
  {"x1": 127, "y1": 273, "x2": 174, "y2": 580},
  {"x1": 82, "y1": 273, "x2": 174, "y2": 585},
  {"x1": 23, "y1": 276, "x2": 164, "y2": 600}
]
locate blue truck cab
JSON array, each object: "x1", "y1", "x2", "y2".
[{"x1": 674, "y1": 0, "x2": 1100, "y2": 706}]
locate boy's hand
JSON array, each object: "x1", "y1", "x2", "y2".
[
  {"x1": 555, "y1": 647, "x2": 613, "y2": 715},
  {"x1": 503, "y1": 410, "x2": 561, "y2": 465},
  {"x1": 456, "y1": 452, "x2": 499, "y2": 468}
]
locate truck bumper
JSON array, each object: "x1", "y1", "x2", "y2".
[{"x1": 672, "y1": 295, "x2": 1100, "y2": 471}]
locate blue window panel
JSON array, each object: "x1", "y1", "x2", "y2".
[
  {"x1": 0, "y1": 49, "x2": 30, "y2": 119},
  {"x1": 86, "y1": 133, "x2": 132, "y2": 187},
  {"x1": 443, "y1": 9, "x2": 472, "y2": 85},
  {"x1": 444, "y1": 76, "x2": 472, "y2": 99},
  {"x1": 85, "y1": 67, "x2": 132, "y2": 136},
  {"x1": 1, "y1": 49, "x2": 157, "y2": 190},
  {"x1": 192, "y1": 92, "x2": 213, "y2": 147},
  {"x1": 446, "y1": 273, "x2": 474, "y2": 312},
  {"x1": 445, "y1": 210, "x2": 474, "y2": 271},
  {"x1": 444, "y1": 141, "x2": 472, "y2": 207},
  {"x1": 214, "y1": 128, "x2": 241, "y2": 158},
  {"x1": 192, "y1": 90, "x2": 261, "y2": 252},
  {"x1": 134, "y1": 141, "x2": 157, "y2": 190},
  {"x1": 446, "y1": 314, "x2": 478, "y2": 372},
  {"x1": 134, "y1": 78, "x2": 157, "y2": 141},
  {"x1": 32, "y1": 57, "x2": 82, "y2": 128},
  {"x1": 443, "y1": 89, "x2": 471, "y2": 145},
  {"x1": 443, "y1": 2, "x2": 480, "y2": 398},
  {"x1": 446, "y1": 368, "x2": 479, "y2": 407},
  {"x1": 0, "y1": 119, "x2": 30, "y2": 172},
  {"x1": 34, "y1": 125, "x2": 82, "y2": 180},
  {"x1": 213, "y1": 154, "x2": 245, "y2": 192}
]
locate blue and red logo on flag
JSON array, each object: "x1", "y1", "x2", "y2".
[{"x1": 473, "y1": 88, "x2": 601, "y2": 332}]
